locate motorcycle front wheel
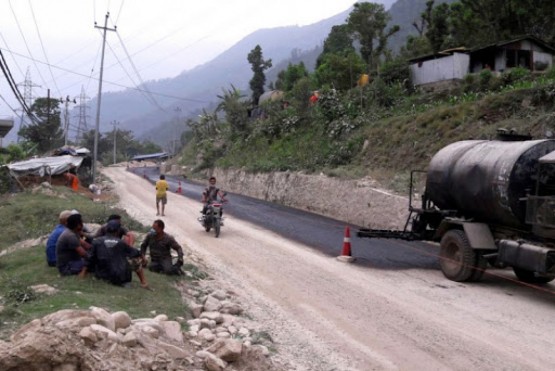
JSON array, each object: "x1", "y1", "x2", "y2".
[{"x1": 214, "y1": 218, "x2": 220, "y2": 238}]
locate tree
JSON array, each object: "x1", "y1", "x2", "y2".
[
  {"x1": 315, "y1": 52, "x2": 366, "y2": 91},
  {"x1": 275, "y1": 62, "x2": 309, "y2": 92},
  {"x1": 316, "y1": 24, "x2": 355, "y2": 68},
  {"x1": 425, "y1": 2, "x2": 451, "y2": 53},
  {"x1": 216, "y1": 85, "x2": 249, "y2": 138},
  {"x1": 347, "y1": 2, "x2": 400, "y2": 72},
  {"x1": 18, "y1": 97, "x2": 64, "y2": 153},
  {"x1": 247, "y1": 45, "x2": 272, "y2": 105}
]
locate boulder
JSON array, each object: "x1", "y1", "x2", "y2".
[{"x1": 207, "y1": 338, "x2": 243, "y2": 362}]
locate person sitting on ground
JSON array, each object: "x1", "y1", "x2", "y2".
[
  {"x1": 45, "y1": 210, "x2": 73, "y2": 267},
  {"x1": 140, "y1": 219, "x2": 184, "y2": 275},
  {"x1": 94, "y1": 214, "x2": 136, "y2": 246},
  {"x1": 81, "y1": 220, "x2": 148, "y2": 288},
  {"x1": 56, "y1": 213, "x2": 91, "y2": 276}
]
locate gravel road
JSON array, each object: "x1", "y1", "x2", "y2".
[{"x1": 103, "y1": 165, "x2": 555, "y2": 371}]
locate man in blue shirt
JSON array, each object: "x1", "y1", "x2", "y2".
[{"x1": 45, "y1": 210, "x2": 72, "y2": 267}]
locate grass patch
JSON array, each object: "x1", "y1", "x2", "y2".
[
  {"x1": 0, "y1": 186, "x2": 196, "y2": 338},
  {"x1": 0, "y1": 240, "x2": 188, "y2": 338}
]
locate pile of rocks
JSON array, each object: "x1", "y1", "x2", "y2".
[{"x1": 0, "y1": 302, "x2": 279, "y2": 371}]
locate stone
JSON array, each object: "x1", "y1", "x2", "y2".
[
  {"x1": 122, "y1": 331, "x2": 138, "y2": 347},
  {"x1": 111, "y1": 311, "x2": 132, "y2": 330},
  {"x1": 203, "y1": 296, "x2": 222, "y2": 312},
  {"x1": 211, "y1": 290, "x2": 227, "y2": 300},
  {"x1": 216, "y1": 332, "x2": 231, "y2": 339},
  {"x1": 227, "y1": 325, "x2": 237, "y2": 335},
  {"x1": 154, "y1": 314, "x2": 168, "y2": 322},
  {"x1": 195, "y1": 350, "x2": 211, "y2": 359},
  {"x1": 158, "y1": 340, "x2": 188, "y2": 359},
  {"x1": 238, "y1": 327, "x2": 250, "y2": 337},
  {"x1": 29, "y1": 284, "x2": 58, "y2": 295},
  {"x1": 199, "y1": 319, "x2": 216, "y2": 330},
  {"x1": 221, "y1": 302, "x2": 243, "y2": 315},
  {"x1": 79, "y1": 326, "x2": 98, "y2": 345},
  {"x1": 207, "y1": 339, "x2": 243, "y2": 362},
  {"x1": 199, "y1": 311, "x2": 223, "y2": 324},
  {"x1": 10, "y1": 319, "x2": 42, "y2": 343},
  {"x1": 90, "y1": 307, "x2": 116, "y2": 332},
  {"x1": 251, "y1": 344, "x2": 270, "y2": 356},
  {"x1": 55, "y1": 317, "x2": 97, "y2": 330},
  {"x1": 190, "y1": 303, "x2": 203, "y2": 318},
  {"x1": 140, "y1": 325, "x2": 160, "y2": 338},
  {"x1": 89, "y1": 324, "x2": 119, "y2": 342},
  {"x1": 204, "y1": 353, "x2": 227, "y2": 371},
  {"x1": 161, "y1": 321, "x2": 184, "y2": 344}
]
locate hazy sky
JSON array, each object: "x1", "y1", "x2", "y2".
[{"x1": 0, "y1": 0, "x2": 364, "y2": 122}]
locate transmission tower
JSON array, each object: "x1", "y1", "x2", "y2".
[
  {"x1": 74, "y1": 86, "x2": 90, "y2": 145},
  {"x1": 16, "y1": 67, "x2": 40, "y2": 142}
]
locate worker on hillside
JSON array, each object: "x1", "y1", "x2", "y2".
[
  {"x1": 140, "y1": 219, "x2": 184, "y2": 275},
  {"x1": 64, "y1": 172, "x2": 79, "y2": 191}
]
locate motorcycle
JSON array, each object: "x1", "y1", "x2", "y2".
[{"x1": 198, "y1": 194, "x2": 227, "y2": 238}]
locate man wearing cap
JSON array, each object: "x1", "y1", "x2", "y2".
[
  {"x1": 46, "y1": 210, "x2": 72, "y2": 267},
  {"x1": 56, "y1": 213, "x2": 91, "y2": 276},
  {"x1": 140, "y1": 219, "x2": 184, "y2": 275},
  {"x1": 82, "y1": 220, "x2": 148, "y2": 287},
  {"x1": 94, "y1": 214, "x2": 135, "y2": 246}
]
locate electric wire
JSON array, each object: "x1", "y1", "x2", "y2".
[
  {"x1": 27, "y1": 0, "x2": 62, "y2": 97},
  {"x1": 0, "y1": 47, "x2": 209, "y2": 103},
  {"x1": 113, "y1": 31, "x2": 165, "y2": 111},
  {"x1": 0, "y1": 32, "x2": 25, "y2": 77},
  {"x1": 8, "y1": 0, "x2": 48, "y2": 89},
  {"x1": 0, "y1": 50, "x2": 38, "y2": 123}
]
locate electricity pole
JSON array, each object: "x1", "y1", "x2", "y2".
[
  {"x1": 111, "y1": 120, "x2": 119, "y2": 164},
  {"x1": 92, "y1": 12, "x2": 116, "y2": 183}
]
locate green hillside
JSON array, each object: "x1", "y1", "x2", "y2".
[{"x1": 178, "y1": 67, "x2": 555, "y2": 192}]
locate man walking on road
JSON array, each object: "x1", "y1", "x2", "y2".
[{"x1": 155, "y1": 174, "x2": 169, "y2": 216}]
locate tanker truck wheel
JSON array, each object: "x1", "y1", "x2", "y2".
[
  {"x1": 512, "y1": 267, "x2": 555, "y2": 285},
  {"x1": 439, "y1": 230, "x2": 483, "y2": 282}
]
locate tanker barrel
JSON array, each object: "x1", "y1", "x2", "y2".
[{"x1": 426, "y1": 139, "x2": 555, "y2": 228}]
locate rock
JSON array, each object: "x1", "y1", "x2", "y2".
[
  {"x1": 122, "y1": 331, "x2": 139, "y2": 347},
  {"x1": 227, "y1": 325, "x2": 237, "y2": 335},
  {"x1": 198, "y1": 328, "x2": 215, "y2": 342},
  {"x1": 251, "y1": 344, "x2": 270, "y2": 356},
  {"x1": 199, "y1": 311, "x2": 223, "y2": 324},
  {"x1": 140, "y1": 325, "x2": 160, "y2": 338},
  {"x1": 207, "y1": 339, "x2": 243, "y2": 362},
  {"x1": 29, "y1": 284, "x2": 58, "y2": 295},
  {"x1": 42, "y1": 309, "x2": 93, "y2": 325},
  {"x1": 10, "y1": 319, "x2": 42, "y2": 342},
  {"x1": 190, "y1": 303, "x2": 203, "y2": 318},
  {"x1": 220, "y1": 302, "x2": 243, "y2": 315},
  {"x1": 238, "y1": 327, "x2": 250, "y2": 337},
  {"x1": 90, "y1": 307, "x2": 116, "y2": 332},
  {"x1": 203, "y1": 296, "x2": 222, "y2": 312},
  {"x1": 199, "y1": 319, "x2": 216, "y2": 330},
  {"x1": 158, "y1": 340, "x2": 188, "y2": 359},
  {"x1": 111, "y1": 311, "x2": 132, "y2": 330},
  {"x1": 204, "y1": 353, "x2": 227, "y2": 371},
  {"x1": 79, "y1": 327, "x2": 98, "y2": 345},
  {"x1": 154, "y1": 314, "x2": 168, "y2": 322},
  {"x1": 55, "y1": 317, "x2": 97, "y2": 331},
  {"x1": 195, "y1": 350, "x2": 211, "y2": 359},
  {"x1": 211, "y1": 290, "x2": 227, "y2": 300},
  {"x1": 89, "y1": 324, "x2": 119, "y2": 342},
  {"x1": 161, "y1": 321, "x2": 184, "y2": 344},
  {"x1": 216, "y1": 332, "x2": 231, "y2": 339}
]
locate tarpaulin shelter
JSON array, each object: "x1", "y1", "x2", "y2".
[{"x1": 6, "y1": 155, "x2": 84, "y2": 177}]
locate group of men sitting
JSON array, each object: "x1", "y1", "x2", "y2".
[{"x1": 46, "y1": 211, "x2": 185, "y2": 288}]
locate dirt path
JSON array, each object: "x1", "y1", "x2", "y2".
[{"x1": 104, "y1": 166, "x2": 555, "y2": 371}]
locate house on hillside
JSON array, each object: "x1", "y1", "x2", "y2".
[{"x1": 409, "y1": 35, "x2": 555, "y2": 88}]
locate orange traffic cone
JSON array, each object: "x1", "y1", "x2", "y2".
[
  {"x1": 176, "y1": 181, "x2": 182, "y2": 194},
  {"x1": 337, "y1": 226, "x2": 355, "y2": 263}
]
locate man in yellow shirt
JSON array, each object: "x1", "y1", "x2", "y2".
[{"x1": 155, "y1": 174, "x2": 169, "y2": 216}]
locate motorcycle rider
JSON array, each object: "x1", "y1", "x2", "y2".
[{"x1": 201, "y1": 176, "x2": 226, "y2": 222}]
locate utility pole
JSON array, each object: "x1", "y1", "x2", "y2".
[
  {"x1": 111, "y1": 120, "x2": 119, "y2": 164},
  {"x1": 92, "y1": 12, "x2": 116, "y2": 183}
]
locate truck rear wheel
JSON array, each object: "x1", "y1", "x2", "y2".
[
  {"x1": 440, "y1": 230, "x2": 483, "y2": 282},
  {"x1": 512, "y1": 267, "x2": 555, "y2": 285}
]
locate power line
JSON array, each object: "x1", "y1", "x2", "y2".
[
  {"x1": 0, "y1": 32, "x2": 25, "y2": 77},
  {"x1": 113, "y1": 31, "x2": 165, "y2": 111},
  {"x1": 8, "y1": 0, "x2": 48, "y2": 88},
  {"x1": 27, "y1": 0, "x2": 62, "y2": 97},
  {"x1": 0, "y1": 46, "x2": 210, "y2": 104},
  {"x1": 0, "y1": 49, "x2": 37, "y2": 123}
]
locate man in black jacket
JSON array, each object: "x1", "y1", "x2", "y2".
[{"x1": 82, "y1": 220, "x2": 148, "y2": 287}]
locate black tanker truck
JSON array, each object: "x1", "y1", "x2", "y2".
[{"x1": 358, "y1": 135, "x2": 555, "y2": 283}]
